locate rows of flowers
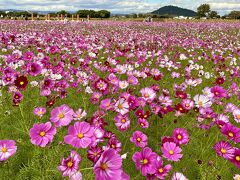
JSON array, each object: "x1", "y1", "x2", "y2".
[{"x1": 0, "y1": 20, "x2": 239, "y2": 179}]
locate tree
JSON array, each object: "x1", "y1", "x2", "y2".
[
  {"x1": 98, "y1": 10, "x2": 111, "y2": 18},
  {"x1": 197, "y1": 4, "x2": 210, "y2": 17},
  {"x1": 209, "y1": 11, "x2": 219, "y2": 18},
  {"x1": 56, "y1": 10, "x2": 70, "y2": 17},
  {"x1": 228, "y1": 11, "x2": 240, "y2": 19}
]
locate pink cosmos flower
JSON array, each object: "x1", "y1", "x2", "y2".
[
  {"x1": 94, "y1": 148, "x2": 123, "y2": 180},
  {"x1": 0, "y1": 140, "x2": 17, "y2": 161},
  {"x1": 58, "y1": 151, "x2": 81, "y2": 177},
  {"x1": 173, "y1": 128, "x2": 189, "y2": 145},
  {"x1": 161, "y1": 142, "x2": 183, "y2": 162},
  {"x1": 214, "y1": 141, "x2": 234, "y2": 160},
  {"x1": 73, "y1": 108, "x2": 87, "y2": 121},
  {"x1": 64, "y1": 121, "x2": 95, "y2": 148},
  {"x1": 29, "y1": 122, "x2": 56, "y2": 147},
  {"x1": 181, "y1": 99, "x2": 194, "y2": 110},
  {"x1": 114, "y1": 113, "x2": 130, "y2": 131},
  {"x1": 114, "y1": 98, "x2": 129, "y2": 115},
  {"x1": 138, "y1": 118, "x2": 149, "y2": 129},
  {"x1": 154, "y1": 157, "x2": 172, "y2": 179},
  {"x1": 100, "y1": 98, "x2": 113, "y2": 111},
  {"x1": 132, "y1": 147, "x2": 157, "y2": 176},
  {"x1": 50, "y1": 104, "x2": 74, "y2": 127},
  {"x1": 140, "y1": 87, "x2": 156, "y2": 102},
  {"x1": 130, "y1": 131, "x2": 148, "y2": 148},
  {"x1": 33, "y1": 107, "x2": 46, "y2": 118}
]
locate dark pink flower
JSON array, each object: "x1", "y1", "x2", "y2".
[
  {"x1": 221, "y1": 123, "x2": 240, "y2": 143},
  {"x1": 211, "y1": 85, "x2": 227, "y2": 98}
]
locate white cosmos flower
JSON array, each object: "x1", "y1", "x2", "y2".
[
  {"x1": 194, "y1": 94, "x2": 212, "y2": 108},
  {"x1": 119, "y1": 81, "x2": 129, "y2": 89},
  {"x1": 85, "y1": 86, "x2": 93, "y2": 94},
  {"x1": 234, "y1": 174, "x2": 240, "y2": 180},
  {"x1": 202, "y1": 87, "x2": 214, "y2": 98},
  {"x1": 171, "y1": 172, "x2": 188, "y2": 180},
  {"x1": 114, "y1": 98, "x2": 129, "y2": 115},
  {"x1": 140, "y1": 87, "x2": 156, "y2": 101},
  {"x1": 233, "y1": 109, "x2": 240, "y2": 123}
]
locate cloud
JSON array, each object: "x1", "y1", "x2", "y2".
[{"x1": 0, "y1": 0, "x2": 239, "y2": 14}]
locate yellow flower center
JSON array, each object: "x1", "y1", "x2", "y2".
[
  {"x1": 20, "y1": 81, "x2": 24, "y2": 85},
  {"x1": 140, "y1": 123, "x2": 144, "y2": 126},
  {"x1": 78, "y1": 133, "x2": 84, "y2": 139},
  {"x1": 137, "y1": 137, "x2": 141, "y2": 142},
  {"x1": 158, "y1": 168, "x2": 163, "y2": 173},
  {"x1": 236, "y1": 156, "x2": 240, "y2": 161},
  {"x1": 58, "y1": 112, "x2": 65, "y2": 119},
  {"x1": 111, "y1": 144, "x2": 115, "y2": 148},
  {"x1": 163, "y1": 107, "x2": 167, "y2": 110},
  {"x1": 177, "y1": 135, "x2": 182, "y2": 140},
  {"x1": 39, "y1": 131, "x2": 46, "y2": 137},
  {"x1": 237, "y1": 115, "x2": 240, "y2": 120},
  {"x1": 185, "y1": 103, "x2": 190, "y2": 107},
  {"x1": 67, "y1": 161, "x2": 73, "y2": 167},
  {"x1": 1, "y1": 147, "x2": 7, "y2": 153},
  {"x1": 118, "y1": 104, "x2": 123, "y2": 109},
  {"x1": 179, "y1": 107, "x2": 183, "y2": 111},
  {"x1": 100, "y1": 163, "x2": 108, "y2": 170},
  {"x1": 121, "y1": 119, "x2": 126, "y2": 123},
  {"x1": 228, "y1": 132, "x2": 234, "y2": 137},
  {"x1": 215, "y1": 92, "x2": 219, "y2": 95},
  {"x1": 198, "y1": 101, "x2": 203, "y2": 106},
  {"x1": 220, "y1": 148, "x2": 226, "y2": 154},
  {"x1": 144, "y1": 93, "x2": 149, "y2": 98},
  {"x1": 169, "y1": 150, "x2": 174, "y2": 155},
  {"x1": 143, "y1": 159, "x2": 148, "y2": 164},
  {"x1": 93, "y1": 152, "x2": 98, "y2": 156}
]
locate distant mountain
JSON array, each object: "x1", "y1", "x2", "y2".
[{"x1": 151, "y1": 5, "x2": 197, "y2": 17}]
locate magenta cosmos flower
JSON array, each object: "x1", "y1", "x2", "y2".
[
  {"x1": 132, "y1": 147, "x2": 157, "y2": 176},
  {"x1": 154, "y1": 157, "x2": 172, "y2": 179},
  {"x1": 29, "y1": 122, "x2": 56, "y2": 147},
  {"x1": 211, "y1": 85, "x2": 227, "y2": 98},
  {"x1": 94, "y1": 148, "x2": 123, "y2": 180},
  {"x1": 114, "y1": 113, "x2": 130, "y2": 131},
  {"x1": 130, "y1": 131, "x2": 148, "y2": 148},
  {"x1": 50, "y1": 104, "x2": 74, "y2": 127},
  {"x1": 221, "y1": 123, "x2": 240, "y2": 143},
  {"x1": 173, "y1": 128, "x2": 189, "y2": 145},
  {"x1": 64, "y1": 121, "x2": 95, "y2": 148},
  {"x1": 230, "y1": 148, "x2": 240, "y2": 169},
  {"x1": 161, "y1": 142, "x2": 183, "y2": 162},
  {"x1": 58, "y1": 150, "x2": 81, "y2": 177},
  {"x1": 214, "y1": 141, "x2": 234, "y2": 160},
  {"x1": 0, "y1": 140, "x2": 17, "y2": 161}
]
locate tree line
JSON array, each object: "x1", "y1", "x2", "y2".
[{"x1": 0, "y1": 9, "x2": 111, "y2": 18}]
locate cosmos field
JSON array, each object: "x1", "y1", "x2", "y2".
[{"x1": 0, "y1": 20, "x2": 239, "y2": 180}]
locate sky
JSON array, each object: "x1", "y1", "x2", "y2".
[{"x1": 0, "y1": 0, "x2": 239, "y2": 15}]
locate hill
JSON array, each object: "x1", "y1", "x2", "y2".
[{"x1": 151, "y1": 5, "x2": 197, "y2": 17}]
